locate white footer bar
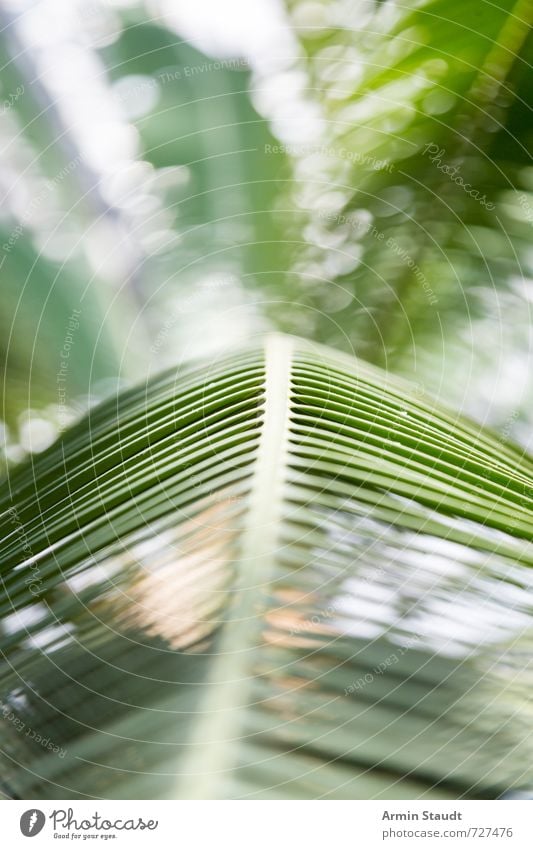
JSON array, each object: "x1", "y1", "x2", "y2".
[{"x1": 2, "y1": 799, "x2": 531, "y2": 848}]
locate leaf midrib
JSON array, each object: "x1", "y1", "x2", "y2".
[{"x1": 177, "y1": 333, "x2": 294, "y2": 797}]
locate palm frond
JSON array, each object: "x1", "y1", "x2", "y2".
[{"x1": 1, "y1": 334, "x2": 532, "y2": 799}]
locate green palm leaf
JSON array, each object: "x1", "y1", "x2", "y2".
[{"x1": 1, "y1": 334, "x2": 532, "y2": 799}]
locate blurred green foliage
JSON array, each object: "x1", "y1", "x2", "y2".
[
  {"x1": 2, "y1": 0, "x2": 531, "y2": 466},
  {"x1": 1, "y1": 0, "x2": 533, "y2": 802}
]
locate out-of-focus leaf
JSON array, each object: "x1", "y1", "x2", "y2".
[
  {"x1": 1, "y1": 335, "x2": 532, "y2": 799},
  {"x1": 272, "y1": 0, "x2": 533, "y2": 432}
]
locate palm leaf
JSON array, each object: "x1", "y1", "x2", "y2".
[{"x1": 1, "y1": 334, "x2": 532, "y2": 799}]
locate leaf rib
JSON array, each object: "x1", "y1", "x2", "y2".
[{"x1": 177, "y1": 333, "x2": 294, "y2": 797}]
